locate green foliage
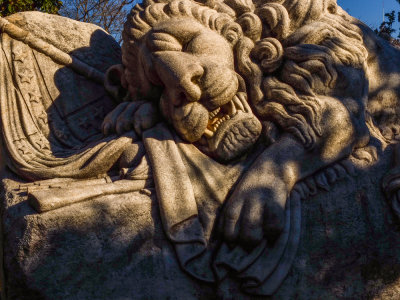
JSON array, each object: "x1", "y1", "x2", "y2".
[
  {"x1": 376, "y1": 0, "x2": 400, "y2": 41},
  {"x1": 376, "y1": 10, "x2": 396, "y2": 40},
  {"x1": 0, "y1": 0, "x2": 62, "y2": 17}
]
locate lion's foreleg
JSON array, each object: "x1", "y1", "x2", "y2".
[{"x1": 220, "y1": 94, "x2": 369, "y2": 246}]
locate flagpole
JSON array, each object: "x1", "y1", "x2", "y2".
[
  {"x1": 0, "y1": 16, "x2": 105, "y2": 84},
  {"x1": 383, "y1": 0, "x2": 385, "y2": 22}
]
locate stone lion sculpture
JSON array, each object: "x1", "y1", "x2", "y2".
[
  {"x1": 104, "y1": 0, "x2": 376, "y2": 252},
  {"x1": 1, "y1": 0, "x2": 400, "y2": 298}
]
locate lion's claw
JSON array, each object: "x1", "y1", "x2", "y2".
[
  {"x1": 220, "y1": 180, "x2": 287, "y2": 249},
  {"x1": 102, "y1": 101, "x2": 159, "y2": 137}
]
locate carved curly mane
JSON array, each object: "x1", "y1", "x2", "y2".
[
  {"x1": 121, "y1": 0, "x2": 369, "y2": 147},
  {"x1": 244, "y1": 0, "x2": 369, "y2": 146}
]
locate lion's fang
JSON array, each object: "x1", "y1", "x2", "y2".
[
  {"x1": 232, "y1": 95, "x2": 244, "y2": 112},
  {"x1": 204, "y1": 128, "x2": 214, "y2": 138}
]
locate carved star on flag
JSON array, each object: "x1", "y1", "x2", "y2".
[
  {"x1": 17, "y1": 143, "x2": 34, "y2": 160},
  {"x1": 18, "y1": 69, "x2": 33, "y2": 84},
  {"x1": 93, "y1": 106, "x2": 104, "y2": 120},
  {"x1": 37, "y1": 111, "x2": 48, "y2": 125},
  {"x1": 28, "y1": 91, "x2": 42, "y2": 104},
  {"x1": 12, "y1": 47, "x2": 28, "y2": 63},
  {"x1": 35, "y1": 136, "x2": 50, "y2": 150},
  {"x1": 54, "y1": 128, "x2": 69, "y2": 141},
  {"x1": 78, "y1": 116, "x2": 92, "y2": 129}
]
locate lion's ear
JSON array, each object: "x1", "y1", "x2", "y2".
[{"x1": 104, "y1": 64, "x2": 129, "y2": 102}]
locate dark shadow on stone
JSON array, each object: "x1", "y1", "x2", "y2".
[
  {"x1": 48, "y1": 29, "x2": 120, "y2": 156},
  {"x1": 2, "y1": 13, "x2": 400, "y2": 300}
]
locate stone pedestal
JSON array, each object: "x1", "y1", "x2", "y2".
[
  {"x1": 2, "y1": 146, "x2": 400, "y2": 299},
  {"x1": 1, "y1": 172, "x2": 215, "y2": 299}
]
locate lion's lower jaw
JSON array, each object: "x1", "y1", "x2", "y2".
[{"x1": 208, "y1": 112, "x2": 262, "y2": 162}]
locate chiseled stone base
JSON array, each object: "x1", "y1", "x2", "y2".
[
  {"x1": 2, "y1": 146, "x2": 400, "y2": 299},
  {"x1": 1, "y1": 172, "x2": 214, "y2": 300},
  {"x1": 276, "y1": 146, "x2": 400, "y2": 300}
]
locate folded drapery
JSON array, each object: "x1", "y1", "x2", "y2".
[
  {"x1": 143, "y1": 124, "x2": 301, "y2": 295},
  {"x1": 0, "y1": 26, "x2": 129, "y2": 180},
  {"x1": 0, "y1": 17, "x2": 302, "y2": 295}
]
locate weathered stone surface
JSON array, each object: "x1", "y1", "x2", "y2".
[
  {"x1": 1, "y1": 0, "x2": 400, "y2": 298},
  {"x1": 2, "y1": 172, "x2": 215, "y2": 300},
  {"x1": 276, "y1": 147, "x2": 400, "y2": 300},
  {"x1": 2, "y1": 147, "x2": 400, "y2": 299}
]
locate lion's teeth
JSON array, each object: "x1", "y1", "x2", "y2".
[
  {"x1": 232, "y1": 95, "x2": 244, "y2": 112},
  {"x1": 223, "y1": 99, "x2": 237, "y2": 117},
  {"x1": 231, "y1": 102, "x2": 237, "y2": 117},
  {"x1": 209, "y1": 107, "x2": 220, "y2": 119},
  {"x1": 204, "y1": 128, "x2": 214, "y2": 138},
  {"x1": 241, "y1": 97, "x2": 252, "y2": 113}
]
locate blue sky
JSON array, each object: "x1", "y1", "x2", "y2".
[
  {"x1": 338, "y1": 0, "x2": 400, "y2": 31},
  {"x1": 129, "y1": 0, "x2": 400, "y2": 35}
]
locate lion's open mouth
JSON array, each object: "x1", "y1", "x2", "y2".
[{"x1": 201, "y1": 93, "x2": 262, "y2": 162}]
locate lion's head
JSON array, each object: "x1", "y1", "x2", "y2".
[
  {"x1": 120, "y1": 0, "x2": 264, "y2": 162},
  {"x1": 117, "y1": 0, "x2": 368, "y2": 160}
]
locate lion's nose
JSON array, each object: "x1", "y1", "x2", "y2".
[{"x1": 177, "y1": 63, "x2": 204, "y2": 103}]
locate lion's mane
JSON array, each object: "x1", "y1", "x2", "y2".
[
  {"x1": 121, "y1": 0, "x2": 368, "y2": 147},
  {"x1": 245, "y1": 0, "x2": 369, "y2": 146}
]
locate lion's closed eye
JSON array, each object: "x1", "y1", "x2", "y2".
[{"x1": 146, "y1": 32, "x2": 182, "y2": 52}]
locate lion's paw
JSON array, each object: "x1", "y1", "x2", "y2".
[
  {"x1": 220, "y1": 178, "x2": 287, "y2": 249},
  {"x1": 102, "y1": 101, "x2": 160, "y2": 137}
]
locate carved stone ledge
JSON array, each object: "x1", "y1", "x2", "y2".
[
  {"x1": 1, "y1": 171, "x2": 214, "y2": 300},
  {"x1": 1, "y1": 146, "x2": 399, "y2": 299}
]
